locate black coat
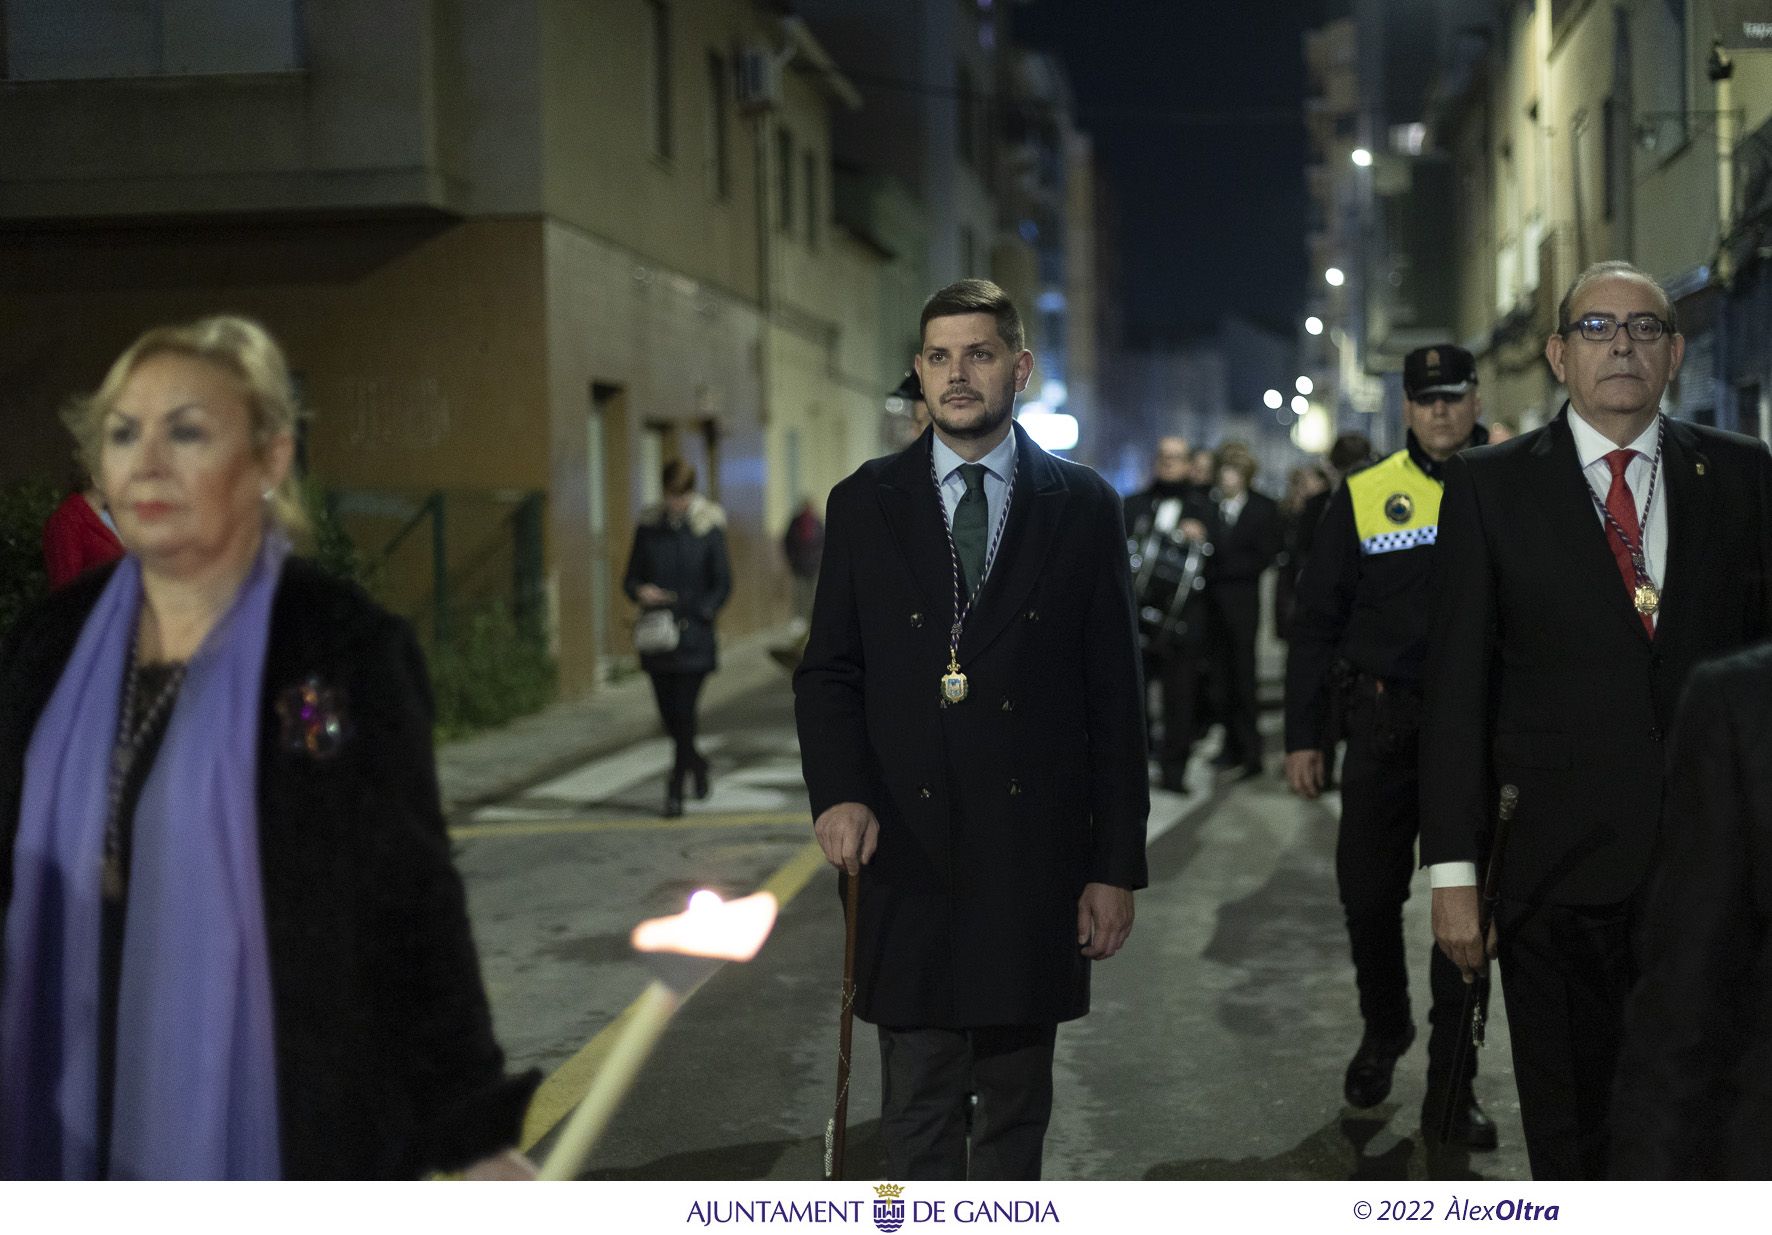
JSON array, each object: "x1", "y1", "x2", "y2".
[
  {"x1": 0, "y1": 559, "x2": 537, "y2": 1179},
  {"x1": 1421, "y1": 409, "x2": 1772, "y2": 904},
  {"x1": 794, "y1": 424, "x2": 1149, "y2": 1028},
  {"x1": 1205, "y1": 489, "x2": 1282, "y2": 588},
  {"x1": 1612, "y1": 642, "x2": 1772, "y2": 1178},
  {"x1": 622, "y1": 497, "x2": 733, "y2": 675}
]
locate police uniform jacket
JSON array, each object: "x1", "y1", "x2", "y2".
[
  {"x1": 1420, "y1": 408, "x2": 1772, "y2": 905},
  {"x1": 794, "y1": 424, "x2": 1150, "y2": 1028},
  {"x1": 1284, "y1": 429, "x2": 1483, "y2": 753}
]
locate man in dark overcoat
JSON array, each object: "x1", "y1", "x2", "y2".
[
  {"x1": 1421, "y1": 260, "x2": 1772, "y2": 1178},
  {"x1": 794, "y1": 279, "x2": 1149, "y2": 1180},
  {"x1": 1611, "y1": 640, "x2": 1772, "y2": 1178}
]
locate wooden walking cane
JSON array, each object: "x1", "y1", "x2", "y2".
[
  {"x1": 1436, "y1": 783, "x2": 1518, "y2": 1146},
  {"x1": 825, "y1": 867, "x2": 860, "y2": 1180}
]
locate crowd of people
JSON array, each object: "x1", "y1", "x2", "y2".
[{"x1": 5, "y1": 262, "x2": 1770, "y2": 1185}]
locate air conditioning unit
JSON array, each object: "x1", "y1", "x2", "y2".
[{"x1": 736, "y1": 46, "x2": 781, "y2": 114}]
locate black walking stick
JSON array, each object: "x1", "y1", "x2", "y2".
[
  {"x1": 825, "y1": 867, "x2": 860, "y2": 1179},
  {"x1": 1436, "y1": 783, "x2": 1519, "y2": 1144}
]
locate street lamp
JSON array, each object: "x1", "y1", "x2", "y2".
[
  {"x1": 1263, "y1": 388, "x2": 1283, "y2": 410},
  {"x1": 1325, "y1": 267, "x2": 1346, "y2": 287},
  {"x1": 1305, "y1": 316, "x2": 1324, "y2": 336},
  {"x1": 1351, "y1": 147, "x2": 1373, "y2": 168},
  {"x1": 1290, "y1": 395, "x2": 1309, "y2": 416}
]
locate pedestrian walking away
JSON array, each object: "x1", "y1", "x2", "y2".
[
  {"x1": 1284, "y1": 342, "x2": 1496, "y2": 1149},
  {"x1": 624, "y1": 458, "x2": 733, "y2": 818},
  {"x1": 1421, "y1": 260, "x2": 1772, "y2": 1179},
  {"x1": 795, "y1": 278, "x2": 1149, "y2": 1181}
]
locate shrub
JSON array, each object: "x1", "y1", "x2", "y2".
[
  {"x1": 426, "y1": 603, "x2": 557, "y2": 742},
  {"x1": 0, "y1": 480, "x2": 63, "y2": 645}
]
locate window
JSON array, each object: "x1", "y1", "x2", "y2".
[
  {"x1": 777, "y1": 128, "x2": 795, "y2": 233},
  {"x1": 803, "y1": 149, "x2": 819, "y2": 247},
  {"x1": 957, "y1": 61, "x2": 977, "y2": 166},
  {"x1": 1637, "y1": 0, "x2": 1689, "y2": 158},
  {"x1": 706, "y1": 51, "x2": 730, "y2": 198},
  {"x1": 5, "y1": 0, "x2": 301, "y2": 80},
  {"x1": 649, "y1": 1, "x2": 673, "y2": 160}
]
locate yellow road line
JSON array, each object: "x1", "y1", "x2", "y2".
[
  {"x1": 517, "y1": 837, "x2": 832, "y2": 1154},
  {"x1": 452, "y1": 810, "x2": 809, "y2": 841}
]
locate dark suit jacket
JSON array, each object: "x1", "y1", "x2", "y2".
[
  {"x1": 1206, "y1": 490, "x2": 1282, "y2": 588},
  {"x1": 1421, "y1": 408, "x2": 1772, "y2": 904},
  {"x1": 1611, "y1": 642, "x2": 1772, "y2": 1178},
  {"x1": 794, "y1": 423, "x2": 1149, "y2": 1028},
  {"x1": 0, "y1": 559, "x2": 537, "y2": 1179}
]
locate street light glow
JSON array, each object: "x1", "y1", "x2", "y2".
[
  {"x1": 1305, "y1": 316, "x2": 1324, "y2": 336},
  {"x1": 1263, "y1": 388, "x2": 1283, "y2": 410},
  {"x1": 1290, "y1": 395, "x2": 1309, "y2": 415},
  {"x1": 1295, "y1": 376, "x2": 1314, "y2": 396},
  {"x1": 1351, "y1": 148, "x2": 1373, "y2": 167},
  {"x1": 1325, "y1": 267, "x2": 1346, "y2": 287}
]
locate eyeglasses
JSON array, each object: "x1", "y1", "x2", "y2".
[{"x1": 1558, "y1": 314, "x2": 1673, "y2": 343}]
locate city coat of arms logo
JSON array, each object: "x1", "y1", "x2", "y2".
[
  {"x1": 873, "y1": 1183, "x2": 906, "y2": 1233},
  {"x1": 1385, "y1": 492, "x2": 1415, "y2": 524}
]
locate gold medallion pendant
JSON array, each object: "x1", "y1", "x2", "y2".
[
  {"x1": 1633, "y1": 581, "x2": 1660, "y2": 617},
  {"x1": 941, "y1": 656, "x2": 969, "y2": 703}
]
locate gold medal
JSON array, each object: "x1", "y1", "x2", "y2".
[
  {"x1": 1633, "y1": 581, "x2": 1660, "y2": 617},
  {"x1": 941, "y1": 655, "x2": 969, "y2": 703}
]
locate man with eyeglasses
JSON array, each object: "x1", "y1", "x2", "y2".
[
  {"x1": 1284, "y1": 344, "x2": 1496, "y2": 1148},
  {"x1": 1421, "y1": 260, "x2": 1772, "y2": 1178}
]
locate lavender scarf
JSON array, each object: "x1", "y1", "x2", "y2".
[{"x1": 1, "y1": 533, "x2": 288, "y2": 1179}]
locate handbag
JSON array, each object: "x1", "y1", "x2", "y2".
[{"x1": 633, "y1": 608, "x2": 682, "y2": 655}]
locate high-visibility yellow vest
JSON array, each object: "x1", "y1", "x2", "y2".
[{"x1": 1345, "y1": 448, "x2": 1443, "y2": 557}]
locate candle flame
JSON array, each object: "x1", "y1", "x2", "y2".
[{"x1": 631, "y1": 890, "x2": 779, "y2": 962}]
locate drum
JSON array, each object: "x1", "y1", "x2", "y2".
[{"x1": 1128, "y1": 526, "x2": 1210, "y2": 655}]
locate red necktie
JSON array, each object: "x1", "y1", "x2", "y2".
[{"x1": 1602, "y1": 449, "x2": 1653, "y2": 636}]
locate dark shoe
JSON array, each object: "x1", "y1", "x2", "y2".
[
  {"x1": 1237, "y1": 761, "x2": 1264, "y2": 781},
  {"x1": 1159, "y1": 766, "x2": 1190, "y2": 793},
  {"x1": 1344, "y1": 1024, "x2": 1416, "y2": 1108},
  {"x1": 1421, "y1": 1089, "x2": 1499, "y2": 1151},
  {"x1": 664, "y1": 769, "x2": 686, "y2": 818},
  {"x1": 691, "y1": 758, "x2": 710, "y2": 801}
]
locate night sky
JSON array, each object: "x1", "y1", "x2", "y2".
[{"x1": 1014, "y1": 0, "x2": 1334, "y2": 341}]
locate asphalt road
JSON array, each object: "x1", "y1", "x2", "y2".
[{"x1": 451, "y1": 669, "x2": 1530, "y2": 1181}]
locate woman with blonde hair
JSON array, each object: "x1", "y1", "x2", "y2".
[{"x1": 0, "y1": 316, "x2": 536, "y2": 1178}]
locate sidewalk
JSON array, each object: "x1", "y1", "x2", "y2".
[{"x1": 433, "y1": 622, "x2": 800, "y2": 815}]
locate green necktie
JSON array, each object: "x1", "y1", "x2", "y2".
[{"x1": 954, "y1": 463, "x2": 989, "y2": 599}]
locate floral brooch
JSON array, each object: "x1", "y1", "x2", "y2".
[{"x1": 275, "y1": 675, "x2": 351, "y2": 760}]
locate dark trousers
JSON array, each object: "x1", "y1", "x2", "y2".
[
  {"x1": 1143, "y1": 635, "x2": 1203, "y2": 778},
  {"x1": 1496, "y1": 898, "x2": 1641, "y2": 1179},
  {"x1": 1207, "y1": 583, "x2": 1262, "y2": 770},
  {"x1": 1337, "y1": 686, "x2": 1481, "y2": 1086},
  {"x1": 876, "y1": 1023, "x2": 1057, "y2": 1180},
  {"x1": 647, "y1": 670, "x2": 708, "y2": 774}
]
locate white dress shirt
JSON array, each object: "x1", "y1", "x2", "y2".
[
  {"x1": 1428, "y1": 407, "x2": 1670, "y2": 891},
  {"x1": 1220, "y1": 491, "x2": 1248, "y2": 529},
  {"x1": 932, "y1": 428, "x2": 1017, "y2": 553},
  {"x1": 1153, "y1": 497, "x2": 1183, "y2": 534}
]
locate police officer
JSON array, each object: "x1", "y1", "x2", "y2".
[{"x1": 1282, "y1": 343, "x2": 1496, "y2": 1148}]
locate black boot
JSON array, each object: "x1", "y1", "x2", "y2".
[
  {"x1": 664, "y1": 767, "x2": 686, "y2": 818},
  {"x1": 1344, "y1": 1023, "x2": 1416, "y2": 1108},
  {"x1": 1421, "y1": 1086, "x2": 1499, "y2": 1150}
]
